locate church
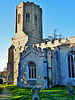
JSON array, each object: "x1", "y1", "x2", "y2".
[{"x1": 7, "y1": 1, "x2": 75, "y2": 88}]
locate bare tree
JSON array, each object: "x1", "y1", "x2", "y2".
[{"x1": 44, "y1": 28, "x2": 64, "y2": 43}]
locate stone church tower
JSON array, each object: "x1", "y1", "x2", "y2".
[
  {"x1": 15, "y1": 1, "x2": 42, "y2": 45},
  {"x1": 7, "y1": 1, "x2": 43, "y2": 84},
  {"x1": 7, "y1": 1, "x2": 75, "y2": 87}
]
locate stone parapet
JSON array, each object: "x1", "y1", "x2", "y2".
[
  {"x1": 69, "y1": 36, "x2": 75, "y2": 43},
  {"x1": 35, "y1": 36, "x2": 75, "y2": 49},
  {"x1": 20, "y1": 45, "x2": 46, "y2": 59}
]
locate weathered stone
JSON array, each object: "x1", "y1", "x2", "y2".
[
  {"x1": 31, "y1": 87, "x2": 40, "y2": 100},
  {"x1": 66, "y1": 82, "x2": 74, "y2": 95},
  {"x1": 27, "y1": 80, "x2": 37, "y2": 85},
  {"x1": 41, "y1": 81, "x2": 45, "y2": 90},
  {"x1": 7, "y1": 1, "x2": 75, "y2": 88}
]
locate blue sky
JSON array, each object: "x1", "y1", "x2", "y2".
[{"x1": 0, "y1": 0, "x2": 75, "y2": 71}]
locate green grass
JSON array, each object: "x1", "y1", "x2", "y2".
[
  {"x1": 40, "y1": 86, "x2": 75, "y2": 100},
  {"x1": 0, "y1": 84, "x2": 4, "y2": 94},
  {"x1": 0, "y1": 84, "x2": 75, "y2": 100},
  {"x1": 6, "y1": 85, "x2": 32, "y2": 100}
]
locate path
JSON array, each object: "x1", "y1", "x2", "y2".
[{"x1": 0, "y1": 87, "x2": 11, "y2": 100}]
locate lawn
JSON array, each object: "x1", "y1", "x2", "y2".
[
  {"x1": 0, "y1": 84, "x2": 4, "y2": 94},
  {"x1": 0, "y1": 84, "x2": 75, "y2": 100}
]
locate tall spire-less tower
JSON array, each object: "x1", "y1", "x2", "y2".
[
  {"x1": 15, "y1": 1, "x2": 42, "y2": 45},
  {"x1": 7, "y1": 1, "x2": 43, "y2": 84}
]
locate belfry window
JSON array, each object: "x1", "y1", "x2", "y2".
[
  {"x1": 18, "y1": 14, "x2": 21, "y2": 23},
  {"x1": 26, "y1": 13, "x2": 31, "y2": 22},
  {"x1": 68, "y1": 50, "x2": 75, "y2": 78},
  {"x1": 28, "y1": 62, "x2": 36, "y2": 79}
]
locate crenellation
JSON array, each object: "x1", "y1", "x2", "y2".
[
  {"x1": 20, "y1": 45, "x2": 46, "y2": 58},
  {"x1": 69, "y1": 36, "x2": 75, "y2": 43},
  {"x1": 61, "y1": 38, "x2": 67, "y2": 43},
  {"x1": 35, "y1": 38, "x2": 74, "y2": 49},
  {"x1": 54, "y1": 40, "x2": 60, "y2": 44},
  {"x1": 47, "y1": 41, "x2": 52, "y2": 45},
  {"x1": 24, "y1": 1, "x2": 41, "y2": 9}
]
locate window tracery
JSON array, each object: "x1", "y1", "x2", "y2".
[
  {"x1": 68, "y1": 50, "x2": 75, "y2": 78},
  {"x1": 28, "y1": 62, "x2": 36, "y2": 79},
  {"x1": 26, "y1": 13, "x2": 30, "y2": 22}
]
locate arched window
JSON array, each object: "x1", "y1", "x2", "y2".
[
  {"x1": 28, "y1": 62, "x2": 36, "y2": 79},
  {"x1": 18, "y1": 14, "x2": 21, "y2": 23},
  {"x1": 68, "y1": 50, "x2": 75, "y2": 78}
]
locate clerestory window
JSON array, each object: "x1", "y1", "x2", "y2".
[
  {"x1": 68, "y1": 50, "x2": 75, "y2": 78},
  {"x1": 28, "y1": 62, "x2": 36, "y2": 79}
]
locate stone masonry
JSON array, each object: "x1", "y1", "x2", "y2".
[{"x1": 7, "y1": 1, "x2": 75, "y2": 87}]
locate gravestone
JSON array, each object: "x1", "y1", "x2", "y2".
[
  {"x1": 66, "y1": 82, "x2": 74, "y2": 95},
  {"x1": 41, "y1": 81, "x2": 45, "y2": 90},
  {"x1": 31, "y1": 87, "x2": 40, "y2": 100}
]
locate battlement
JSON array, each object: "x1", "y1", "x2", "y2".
[
  {"x1": 21, "y1": 1, "x2": 42, "y2": 9},
  {"x1": 36, "y1": 36, "x2": 75, "y2": 49},
  {"x1": 17, "y1": 1, "x2": 42, "y2": 10},
  {"x1": 69, "y1": 36, "x2": 75, "y2": 43},
  {"x1": 14, "y1": 36, "x2": 75, "y2": 54},
  {"x1": 20, "y1": 45, "x2": 48, "y2": 58}
]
